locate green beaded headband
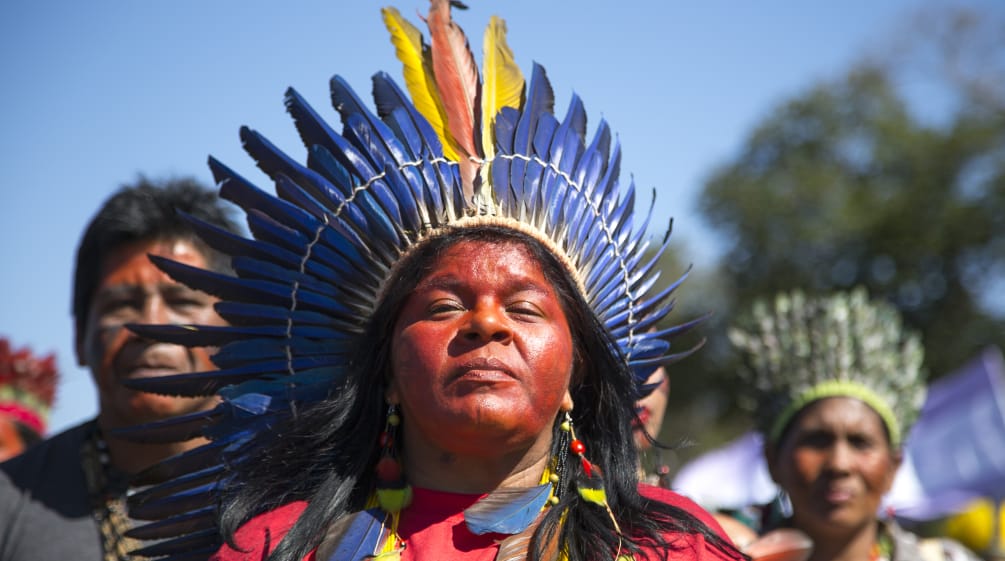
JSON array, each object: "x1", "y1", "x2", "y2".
[
  {"x1": 730, "y1": 288, "x2": 926, "y2": 448},
  {"x1": 768, "y1": 379, "x2": 902, "y2": 446}
]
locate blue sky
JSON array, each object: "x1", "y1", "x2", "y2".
[{"x1": 1, "y1": 1, "x2": 997, "y2": 435}]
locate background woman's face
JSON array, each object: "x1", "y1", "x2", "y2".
[
  {"x1": 769, "y1": 397, "x2": 900, "y2": 540},
  {"x1": 388, "y1": 239, "x2": 574, "y2": 458}
]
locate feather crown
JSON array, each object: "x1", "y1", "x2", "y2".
[
  {"x1": 0, "y1": 337, "x2": 58, "y2": 435},
  {"x1": 122, "y1": 3, "x2": 694, "y2": 558},
  {"x1": 729, "y1": 288, "x2": 926, "y2": 447}
]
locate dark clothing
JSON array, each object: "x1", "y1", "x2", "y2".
[{"x1": 0, "y1": 421, "x2": 104, "y2": 560}]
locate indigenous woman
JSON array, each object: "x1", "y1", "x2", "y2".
[
  {"x1": 729, "y1": 289, "x2": 979, "y2": 561},
  {"x1": 122, "y1": 2, "x2": 745, "y2": 561}
]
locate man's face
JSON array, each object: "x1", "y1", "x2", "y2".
[{"x1": 75, "y1": 238, "x2": 223, "y2": 429}]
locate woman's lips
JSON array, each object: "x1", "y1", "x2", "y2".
[
  {"x1": 450, "y1": 357, "x2": 516, "y2": 385},
  {"x1": 822, "y1": 487, "x2": 854, "y2": 504}
]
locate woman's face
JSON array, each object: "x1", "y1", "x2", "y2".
[
  {"x1": 387, "y1": 239, "x2": 574, "y2": 458},
  {"x1": 769, "y1": 397, "x2": 901, "y2": 540}
]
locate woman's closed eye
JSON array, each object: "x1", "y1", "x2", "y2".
[
  {"x1": 427, "y1": 299, "x2": 465, "y2": 316},
  {"x1": 507, "y1": 301, "x2": 545, "y2": 319}
]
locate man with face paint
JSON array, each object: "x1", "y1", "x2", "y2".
[{"x1": 0, "y1": 177, "x2": 240, "y2": 561}]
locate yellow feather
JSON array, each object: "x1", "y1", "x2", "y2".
[
  {"x1": 480, "y1": 15, "x2": 525, "y2": 160},
  {"x1": 380, "y1": 7, "x2": 460, "y2": 161}
]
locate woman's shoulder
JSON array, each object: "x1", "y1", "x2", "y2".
[
  {"x1": 638, "y1": 484, "x2": 725, "y2": 532},
  {"x1": 212, "y1": 501, "x2": 310, "y2": 561},
  {"x1": 638, "y1": 484, "x2": 742, "y2": 560},
  {"x1": 883, "y1": 519, "x2": 982, "y2": 561}
]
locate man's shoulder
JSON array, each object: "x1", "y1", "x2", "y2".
[
  {"x1": 0, "y1": 420, "x2": 103, "y2": 560},
  {"x1": 2, "y1": 419, "x2": 93, "y2": 484}
]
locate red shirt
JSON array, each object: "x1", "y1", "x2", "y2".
[{"x1": 213, "y1": 485, "x2": 738, "y2": 561}]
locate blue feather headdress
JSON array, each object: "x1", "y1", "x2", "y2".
[{"x1": 123, "y1": 3, "x2": 698, "y2": 558}]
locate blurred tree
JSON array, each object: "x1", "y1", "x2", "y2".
[{"x1": 661, "y1": 5, "x2": 1005, "y2": 472}]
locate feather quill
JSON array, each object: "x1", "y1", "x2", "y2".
[{"x1": 381, "y1": 7, "x2": 459, "y2": 162}]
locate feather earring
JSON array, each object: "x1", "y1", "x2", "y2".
[
  {"x1": 562, "y1": 412, "x2": 624, "y2": 544},
  {"x1": 375, "y1": 404, "x2": 412, "y2": 513}
]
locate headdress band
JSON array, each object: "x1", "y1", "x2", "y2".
[{"x1": 768, "y1": 379, "x2": 902, "y2": 447}]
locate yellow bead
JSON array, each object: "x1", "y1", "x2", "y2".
[
  {"x1": 560, "y1": 420, "x2": 571, "y2": 432},
  {"x1": 549, "y1": 473, "x2": 560, "y2": 483},
  {"x1": 549, "y1": 496, "x2": 560, "y2": 505},
  {"x1": 388, "y1": 413, "x2": 400, "y2": 426}
]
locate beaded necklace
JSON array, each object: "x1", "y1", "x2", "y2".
[{"x1": 81, "y1": 423, "x2": 141, "y2": 561}]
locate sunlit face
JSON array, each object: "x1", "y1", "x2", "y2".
[
  {"x1": 75, "y1": 238, "x2": 223, "y2": 429},
  {"x1": 768, "y1": 397, "x2": 901, "y2": 541},
  {"x1": 387, "y1": 240, "x2": 575, "y2": 459},
  {"x1": 0, "y1": 417, "x2": 27, "y2": 462}
]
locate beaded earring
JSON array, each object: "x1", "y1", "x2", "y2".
[
  {"x1": 375, "y1": 404, "x2": 412, "y2": 513},
  {"x1": 562, "y1": 411, "x2": 622, "y2": 538}
]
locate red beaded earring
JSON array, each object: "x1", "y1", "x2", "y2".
[
  {"x1": 562, "y1": 412, "x2": 622, "y2": 536},
  {"x1": 375, "y1": 404, "x2": 412, "y2": 513}
]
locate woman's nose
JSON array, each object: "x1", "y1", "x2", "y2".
[
  {"x1": 464, "y1": 304, "x2": 513, "y2": 343},
  {"x1": 825, "y1": 441, "x2": 854, "y2": 473}
]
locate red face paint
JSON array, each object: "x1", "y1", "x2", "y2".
[
  {"x1": 770, "y1": 397, "x2": 900, "y2": 541},
  {"x1": 77, "y1": 238, "x2": 223, "y2": 429},
  {"x1": 388, "y1": 240, "x2": 574, "y2": 462}
]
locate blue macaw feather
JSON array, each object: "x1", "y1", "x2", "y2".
[
  {"x1": 383, "y1": 104, "x2": 423, "y2": 159},
  {"x1": 553, "y1": 97, "x2": 585, "y2": 175},
  {"x1": 109, "y1": 405, "x2": 219, "y2": 444},
  {"x1": 128, "y1": 465, "x2": 225, "y2": 506},
  {"x1": 125, "y1": 322, "x2": 287, "y2": 347},
  {"x1": 129, "y1": 484, "x2": 217, "y2": 520},
  {"x1": 378, "y1": 162, "x2": 422, "y2": 233},
  {"x1": 624, "y1": 337, "x2": 670, "y2": 359},
  {"x1": 132, "y1": 547, "x2": 219, "y2": 561},
  {"x1": 213, "y1": 301, "x2": 346, "y2": 329},
  {"x1": 283, "y1": 86, "x2": 348, "y2": 163},
  {"x1": 272, "y1": 164, "x2": 343, "y2": 224},
  {"x1": 126, "y1": 507, "x2": 216, "y2": 540},
  {"x1": 119, "y1": 359, "x2": 311, "y2": 397},
  {"x1": 371, "y1": 71, "x2": 444, "y2": 158},
  {"x1": 306, "y1": 146, "x2": 371, "y2": 225},
  {"x1": 230, "y1": 254, "x2": 335, "y2": 296},
  {"x1": 211, "y1": 159, "x2": 324, "y2": 240},
  {"x1": 464, "y1": 483, "x2": 552, "y2": 535},
  {"x1": 130, "y1": 528, "x2": 220, "y2": 559},
  {"x1": 180, "y1": 208, "x2": 294, "y2": 269},
  {"x1": 494, "y1": 105, "x2": 519, "y2": 155},
  {"x1": 594, "y1": 140, "x2": 622, "y2": 206},
  {"x1": 574, "y1": 120, "x2": 610, "y2": 195},
  {"x1": 646, "y1": 312, "x2": 707, "y2": 341},
  {"x1": 383, "y1": 108, "x2": 439, "y2": 224},
  {"x1": 330, "y1": 75, "x2": 410, "y2": 166},
  {"x1": 245, "y1": 209, "x2": 310, "y2": 256},
  {"x1": 326, "y1": 508, "x2": 387, "y2": 561},
  {"x1": 212, "y1": 340, "x2": 348, "y2": 370},
  {"x1": 239, "y1": 126, "x2": 308, "y2": 183},
  {"x1": 131, "y1": 433, "x2": 251, "y2": 486}
]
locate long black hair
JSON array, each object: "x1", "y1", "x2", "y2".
[{"x1": 218, "y1": 225, "x2": 743, "y2": 561}]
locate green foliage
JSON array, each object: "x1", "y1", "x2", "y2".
[
  {"x1": 699, "y1": 64, "x2": 1004, "y2": 381},
  {"x1": 657, "y1": 8, "x2": 1005, "y2": 474}
]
